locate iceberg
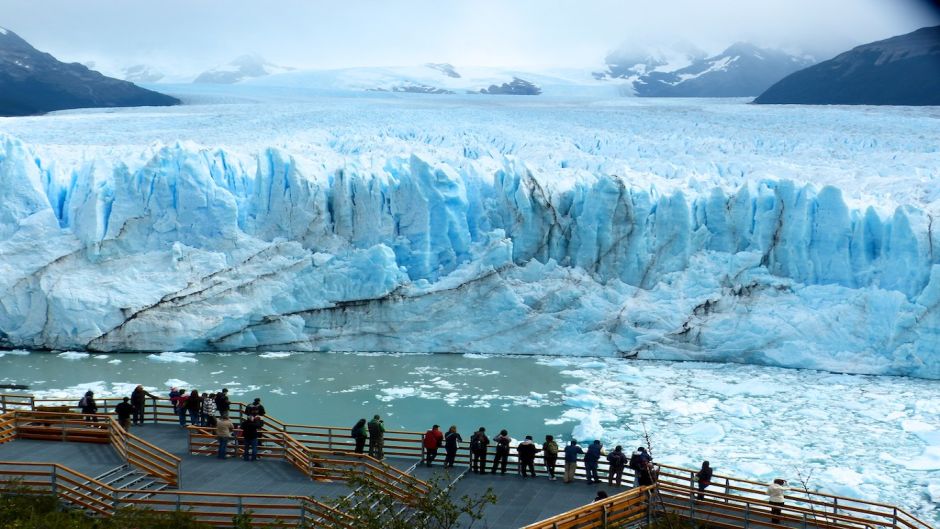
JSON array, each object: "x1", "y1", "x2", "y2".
[{"x1": 0, "y1": 104, "x2": 938, "y2": 379}]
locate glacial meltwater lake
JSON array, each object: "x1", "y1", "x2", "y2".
[{"x1": 1, "y1": 350, "x2": 938, "y2": 521}]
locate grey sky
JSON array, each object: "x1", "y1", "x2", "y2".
[{"x1": 1, "y1": 0, "x2": 936, "y2": 73}]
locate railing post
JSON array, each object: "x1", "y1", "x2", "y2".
[
  {"x1": 51, "y1": 465, "x2": 58, "y2": 496},
  {"x1": 802, "y1": 512, "x2": 808, "y2": 529},
  {"x1": 689, "y1": 490, "x2": 696, "y2": 527},
  {"x1": 724, "y1": 477, "x2": 730, "y2": 503},
  {"x1": 328, "y1": 427, "x2": 333, "y2": 451},
  {"x1": 151, "y1": 398, "x2": 157, "y2": 424},
  {"x1": 646, "y1": 490, "x2": 652, "y2": 527},
  {"x1": 601, "y1": 504, "x2": 608, "y2": 529},
  {"x1": 892, "y1": 507, "x2": 898, "y2": 529},
  {"x1": 237, "y1": 495, "x2": 243, "y2": 516},
  {"x1": 176, "y1": 493, "x2": 181, "y2": 511},
  {"x1": 300, "y1": 498, "x2": 306, "y2": 523},
  {"x1": 743, "y1": 501, "x2": 750, "y2": 529},
  {"x1": 111, "y1": 487, "x2": 119, "y2": 509},
  {"x1": 834, "y1": 498, "x2": 839, "y2": 515}
]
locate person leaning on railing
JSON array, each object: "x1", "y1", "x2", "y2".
[
  {"x1": 443, "y1": 425, "x2": 462, "y2": 468},
  {"x1": 368, "y1": 415, "x2": 385, "y2": 459},
  {"x1": 469, "y1": 427, "x2": 489, "y2": 474},
  {"x1": 767, "y1": 478, "x2": 788, "y2": 524},
  {"x1": 216, "y1": 414, "x2": 235, "y2": 460},
  {"x1": 114, "y1": 397, "x2": 134, "y2": 430},
  {"x1": 542, "y1": 435, "x2": 559, "y2": 480},
  {"x1": 130, "y1": 385, "x2": 157, "y2": 426}
]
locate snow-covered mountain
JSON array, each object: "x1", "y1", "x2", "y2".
[
  {"x1": 247, "y1": 63, "x2": 623, "y2": 97},
  {"x1": 0, "y1": 27, "x2": 179, "y2": 116},
  {"x1": 755, "y1": 25, "x2": 940, "y2": 105},
  {"x1": 121, "y1": 64, "x2": 165, "y2": 84},
  {"x1": 194, "y1": 54, "x2": 294, "y2": 84},
  {"x1": 595, "y1": 41, "x2": 707, "y2": 81},
  {"x1": 634, "y1": 43, "x2": 814, "y2": 97}
]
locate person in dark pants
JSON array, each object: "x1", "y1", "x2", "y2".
[
  {"x1": 469, "y1": 427, "x2": 489, "y2": 474},
  {"x1": 185, "y1": 390, "x2": 202, "y2": 426},
  {"x1": 696, "y1": 461, "x2": 713, "y2": 500},
  {"x1": 606, "y1": 445, "x2": 627, "y2": 486},
  {"x1": 490, "y1": 429, "x2": 511, "y2": 475},
  {"x1": 240, "y1": 415, "x2": 261, "y2": 461},
  {"x1": 114, "y1": 397, "x2": 134, "y2": 430},
  {"x1": 543, "y1": 435, "x2": 559, "y2": 480},
  {"x1": 79, "y1": 391, "x2": 98, "y2": 423},
  {"x1": 352, "y1": 418, "x2": 368, "y2": 454},
  {"x1": 130, "y1": 385, "x2": 156, "y2": 426},
  {"x1": 516, "y1": 435, "x2": 540, "y2": 478},
  {"x1": 584, "y1": 440, "x2": 604, "y2": 484},
  {"x1": 443, "y1": 425, "x2": 462, "y2": 468},
  {"x1": 215, "y1": 389, "x2": 230, "y2": 417},
  {"x1": 368, "y1": 415, "x2": 385, "y2": 459},
  {"x1": 423, "y1": 424, "x2": 444, "y2": 466},
  {"x1": 767, "y1": 478, "x2": 788, "y2": 524}
]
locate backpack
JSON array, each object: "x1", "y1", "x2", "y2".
[
  {"x1": 629, "y1": 452, "x2": 642, "y2": 471},
  {"x1": 78, "y1": 397, "x2": 87, "y2": 408},
  {"x1": 469, "y1": 433, "x2": 483, "y2": 452}
]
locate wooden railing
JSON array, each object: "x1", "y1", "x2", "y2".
[
  {"x1": 5, "y1": 410, "x2": 181, "y2": 488},
  {"x1": 9, "y1": 392, "x2": 935, "y2": 529},
  {"x1": 0, "y1": 393, "x2": 34, "y2": 412},
  {"x1": 0, "y1": 461, "x2": 356, "y2": 528},
  {"x1": 521, "y1": 485, "x2": 653, "y2": 529},
  {"x1": 0, "y1": 412, "x2": 15, "y2": 445},
  {"x1": 186, "y1": 425, "x2": 431, "y2": 503}
]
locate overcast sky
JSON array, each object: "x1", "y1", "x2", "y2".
[{"x1": 1, "y1": 0, "x2": 937, "y2": 74}]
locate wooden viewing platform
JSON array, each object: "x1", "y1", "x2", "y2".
[{"x1": 0, "y1": 393, "x2": 934, "y2": 529}]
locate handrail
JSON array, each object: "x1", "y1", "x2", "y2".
[
  {"x1": 0, "y1": 461, "x2": 351, "y2": 528},
  {"x1": 16, "y1": 393, "x2": 934, "y2": 529},
  {"x1": 521, "y1": 485, "x2": 653, "y2": 529}
]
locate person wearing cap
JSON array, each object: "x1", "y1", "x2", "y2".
[
  {"x1": 516, "y1": 435, "x2": 540, "y2": 478},
  {"x1": 367, "y1": 414, "x2": 385, "y2": 459}
]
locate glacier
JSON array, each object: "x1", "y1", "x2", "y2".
[{"x1": 0, "y1": 91, "x2": 939, "y2": 378}]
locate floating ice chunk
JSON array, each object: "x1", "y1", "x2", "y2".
[
  {"x1": 680, "y1": 421, "x2": 725, "y2": 443},
  {"x1": 462, "y1": 353, "x2": 490, "y2": 359},
  {"x1": 210, "y1": 370, "x2": 224, "y2": 375},
  {"x1": 736, "y1": 461, "x2": 776, "y2": 478},
  {"x1": 165, "y1": 378, "x2": 190, "y2": 389},
  {"x1": 259, "y1": 352, "x2": 294, "y2": 359},
  {"x1": 57, "y1": 351, "x2": 90, "y2": 360},
  {"x1": 571, "y1": 409, "x2": 605, "y2": 441},
  {"x1": 107, "y1": 359, "x2": 122, "y2": 364},
  {"x1": 718, "y1": 401, "x2": 761, "y2": 417},
  {"x1": 0, "y1": 350, "x2": 30, "y2": 358},
  {"x1": 148, "y1": 352, "x2": 198, "y2": 363},
  {"x1": 927, "y1": 479, "x2": 940, "y2": 504},
  {"x1": 898, "y1": 447, "x2": 940, "y2": 471},
  {"x1": 581, "y1": 361, "x2": 607, "y2": 369},
  {"x1": 377, "y1": 387, "x2": 417, "y2": 401},
  {"x1": 902, "y1": 420, "x2": 940, "y2": 446}
]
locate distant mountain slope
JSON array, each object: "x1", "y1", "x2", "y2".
[
  {"x1": 0, "y1": 27, "x2": 179, "y2": 116},
  {"x1": 634, "y1": 43, "x2": 814, "y2": 97},
  {"x1": 194, "y1": 55, "x2": 294, "y2": 84},
  {"x1": 755, "y1": 26, "x2": 940, "y2": 105}
]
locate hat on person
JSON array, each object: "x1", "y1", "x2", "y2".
[{"x1": 373, "y1": 414, "x2": 381, "y2": 420}]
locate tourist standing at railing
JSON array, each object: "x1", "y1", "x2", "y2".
[
  {"x1": 175, "y1": 389, "x2": 188, "y2": 426},
  {"x1": 696, "y1": 461, "x2": 713, "y2": 500},
  {"x1": 543, "y1": 435, "x2": 559, "y2": 480},
  {"x1": 186, "y1": 390, "x2": 202, "y2": 426},
  {"x1": 202, "y1": 392, "x2": 217, "y2": 426},
  {"x1": 491, "y1": 429, "x2": 511, "y2": 475},
  {"x1": 351, "y1": 418, "x2": 368, "y2": 453},
  {"x1": 563, "y1": 439, "x2": 584, "y2": 483},
  {"x1": 423, "y1": 424, "x2": 444, "y2": 467},
  {"x1": 638, "y1": 460, "x2": 657, "y2": 486},
  {"x1": 367, "y1": 414, "x2": 385, "y2": 459},
  {"x1": 443, "y1": 425, "x2": 462, "y2": 468},
  {"x1": 606, "y1": 445, "x2": 627, "y2": 487},
  {"x1": 584, "y1": 440, "x2": 604, "y2": 484},
  {"x1": 245, "y1": 397, "x2": 266, "y2": 417},
  {"x1": 629, "y1": 447, "x2": 651, "y2": 487},
  {"x1": 216, "y1": 414, "x2": 235, "y2": 459},
  {"x1": 215, "y1": 389, "x2": 230, "y2": 417},
  {"x1": 79, "y1": 390, "x2": 98, "y2": 423},
  {"x1": 469, "y1": 427, "x2": 489, "y2": 474},
  {"x1": 169, "y1": 387, "x2": 182, "y2": 413},
  {"x1": 240, "y1": 415, "x2": 262, "y2": 461},
  {"x1": 767, "y1": 478, "x2": 788, "y2": 524},
  {"x1": 131, "y1": 385, "x2": 156, "y2": 426},
  {"x1": 516, "y1": 435, "x2": 540, "y2": 478},
  {"x1": 114, "y1": 397, "x2": 134, "y2": 430}
]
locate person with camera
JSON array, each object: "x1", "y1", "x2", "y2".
[{"x1": 767, "y1": 478, "x2": 788, "y2": 524}]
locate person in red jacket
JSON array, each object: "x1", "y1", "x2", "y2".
[{"x1": 423, "y1": 424, "x2": 445, "y2": 467}]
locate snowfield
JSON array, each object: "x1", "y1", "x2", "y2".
[{"x1": 0, "y1": 86, "x2": 939, "y2": 378}]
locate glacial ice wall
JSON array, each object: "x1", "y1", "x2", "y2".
[{"x1": 1, "y1": 134, "x2": 938, "y2": 378}]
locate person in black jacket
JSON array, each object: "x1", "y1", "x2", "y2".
[
  {"x1": 215, "y1": 389, "x2": 230, "y2": 417},
  {"x1": 130, "y1": 385, "x2": 156, "y2": 426},
  {"x1": 606, "y1": 445, "x2": 627, "y2": 486},
  {"x1": 352, "y1": 418, "x2": 368, "y2": 454},
  {"x1": 696, "y1": 461, "x2": 713, "y2": 500},
  {"x1": 114, "y1": 397, "x2": 135, "y2": 429},
  {"x1": 491, "y1": 429, "x2": 511, "y2": 475},
  {"x1": 79, "y1": 391, "x2": 98, "y2": 423},
  {"x1": 240, "y1": 415, "x2": 262, "y2": 461},
  {"x1": 443, "y1": 425, "x2": 462, "y2": 468},
  {"x1": 245, "y1": 398, "x2": 266, "y2": 417},
  {"x1": 469, "y1": 427, "x2": 489, "y2": 474},
  {"x1": 185, "y1": 390, "x2": 202, "y2": 426},
  {"x1": 516, "y1": 435, "x2": 540, "y2": 478}
]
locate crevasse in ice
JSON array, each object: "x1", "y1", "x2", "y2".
[{"x1": 1, "y1": 133, "x2": 937, "y2": 378}]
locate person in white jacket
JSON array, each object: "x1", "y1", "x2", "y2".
[{"x1": 767, "y1": 478, "x2": 788, "y2": 524}]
